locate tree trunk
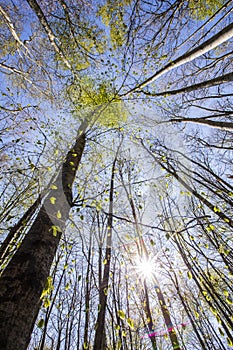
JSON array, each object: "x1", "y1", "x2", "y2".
[
  {"x1": 140, "y1": 72, "x2": 233, "y2": 97},
  {"x1": 0, "y1": 121, "x2": 87, "y2": 350},
  {"x1": 143, "y1": 280, "x2": 158, "y2": 350},
  {"x1": 26, "y1": 0, "x2": 71, "y2": 70},
  {"x1": 141, "y1": 140, "x2": 233, "y2": 228},
  {"x1": 154, "y1": 279, "x2": 181, "y2": 350},
  {"x1": 173, "y1": 117, "x2": 233, "y2": 131},
  {"x1": 0, "y1": 196, "x2": 41, "y2": 269},
  {"x1": 123, "y1": 22, "x2": 233, "y2": 95},
  {"x1": 93, "y1": 147, "x2": 119, "y2": 350}
]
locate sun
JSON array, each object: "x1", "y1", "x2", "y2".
[{"x1": 135, "y1": 255, "x2": 155, "y2": 280}]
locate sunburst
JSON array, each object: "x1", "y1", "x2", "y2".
[{"x1": 134, "y1": 255, "x2": 155, "y2": 281}]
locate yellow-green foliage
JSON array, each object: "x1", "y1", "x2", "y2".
[
  {"x1": 0, "y1": 18, "x2": 18, "y2": 58},
  {"x1": 98, "y1": 0, "x2": 130, "y2": 49},
  {"x1": 54, "y1": 22, "x2": 106, "y2": 71},
  {"x1": 188, "y1": 0, "x2": 225, "y2": 20},
  {"x1": 68, "y1": 78, "x2": 127, "y2": 127}
]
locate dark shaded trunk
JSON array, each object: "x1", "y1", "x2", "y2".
[
  {"x1": 173, "y1": 116, "x2": 233, "y2": 131},
  {"x1": 93, "y1": 147, "x2": 119, "y2": 350},
  {"x1": 154, "y1": 279, "x2": 181, "y2": 350},
  {"x1": 0, "y1": 196, "x2": 41, "y2": 269},
  {"x1": 0, "y1": 122, "x2": 86, "y2": 350},
  {"x1": 83, "y1": 242, "x2": 92, "y2": 350},
  {"x1": 144, "y1": 280, "x2": 158, "y2": 350},
  {"x1": 139, "y1": 72, "x2": 233, "y2": 98}
]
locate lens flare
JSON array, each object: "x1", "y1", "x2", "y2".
[{"x1": 135, "y1": 256, "x2": 155, "y2": 280}]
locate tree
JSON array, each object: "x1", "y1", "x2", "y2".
[{"x1": 1, "y1": 0, "x2": 233, "y2": 349}]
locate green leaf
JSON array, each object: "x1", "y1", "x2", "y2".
[
  {"x1": 40, "y1": 276, "x2": 53, "y2": 299},
  {"x1": 187, "y1": 271, "x2": 192, "y2": 279},
  {"x1": 43, "y1": 297, "x2": 51, "y2": 308},
  {"x1": 165, "y1": 233, "x2": 170, "y2": 240},
  {"x1": 50, "y1": 184, "x2": 58, "y2": 190},
  {"x1": 50, "y1": 225, "x2": 62, "y2": 237},
  {"x1": 216, "y1": 314, "x2": 222, "y2": 324},
  {"x1": 117, "y1": 310, "x2": 125, "y2": 320},
  {"x1": 218, "y1": 327, "x2": 224, "y2": 337},
  {"x1": 37, "y1": 319, "x2": 44, "y2": 328},
  {"x1": 214, "y1": 206, "x2": 220, "y2": 213},
  {"x1": 227, "y1": 337, "x2": 233, "y2": 347},
  {"x1": 126, "y1": 317, "x2": 134, "y2": 330},
  {"x1": 56, "y1": 210, "x2": 62, "y2": 219},
  {"x1": 49, "y1": 197, "x2": 56, "y2": 204},
  {"x1": 207, "y1": 224, "x2": 215, "y2": 231},
  {"x1": 65, "y1": 283, "x2": 70, "y2": 291},
  {"x1": 117, "y1": 341, "x2": 122, "y2": 349}
]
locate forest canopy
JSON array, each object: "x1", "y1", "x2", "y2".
[{"x1": 0, "y1": 1, "x2": 233, "y2": 350}]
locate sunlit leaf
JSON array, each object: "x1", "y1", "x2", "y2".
[
  {"x1": 37, "y1": 319, "x2": 44, "y2": 329},
  {"x1": 50, "y1": 197, "x2": 56, "y2": 204},
  {"x1": 118, "y1": 310, "x2": 125, "y2": 320}
]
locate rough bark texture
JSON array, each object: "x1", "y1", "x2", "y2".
[
  {"x1": 0, "y1": 124, "x2": 86, "y2": 350},
  {"x1": 0, "y1": 196, "x2": 41, "y2": 268}
]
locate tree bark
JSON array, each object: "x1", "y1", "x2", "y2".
[
  {"x1": 154, "y1": 279, "x2": 181, "y2": 350},
  {"x1": 138, "y1": 72, "x2": 233, "y2": 97},
  {"x1": 173, "y1": 117, "x2": 233, "y2": 131},
  {"x1": 93, "y1": 151, "x2": 118, "y2": 350},
  {"x1": 143, "y1": 280, "x2": 158, "y2": 350},
  {"x1": 0, "y1": 196, "x2": 41, "y2": 269},
  {"x1": 141, "y1": 140, "x2": 233, "y2": 228},
  {"x1": 0, "y1": 121, "x2": 87, "y2": 350},
  {"x1": 26, "y1": 0, "x2": 72, "y2": 70},
  {"x1": 123, "y1": 22, "x2": 233, "y2": 95}
]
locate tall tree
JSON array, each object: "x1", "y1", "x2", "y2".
[{"x1": 1, "y1": 0, "x2": 233, "y2": 349}]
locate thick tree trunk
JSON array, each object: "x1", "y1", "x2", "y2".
[
  {"x1": 0, "y1": 196, "x2": 41, "y2": 268},
  {"x1": 0, "y1": 122, "x2": 87, "y2": 350}
]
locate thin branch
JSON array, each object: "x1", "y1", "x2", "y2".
[
  {"x1": 26, "y1": 0, "x2": 72, "y2": 71},
  {"x1": 122, "y1": 22, "x2": 233, "y2": 95},
  {"x1": 136, "y1": 72, "x2": 233, "y2": 97},
  {"x1": 0, "y1": 5, "x2": 29, "y2": 52}
]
